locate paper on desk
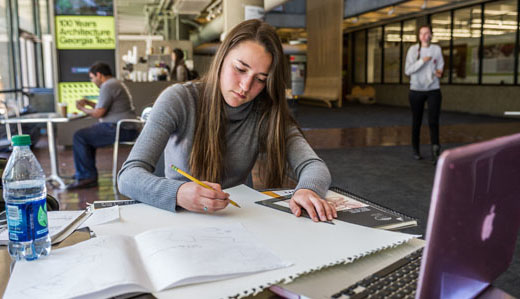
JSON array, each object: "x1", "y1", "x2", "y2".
[
  {"x1": 0, "y1": 206, "x2": 119, "y2": 245},
  {"x1": 0, "y1": 210, "x2": 85, "y2": 245},
  {"x1": 3, "y1": 185, "x2": 418, "y2": 299},
  {"x1": 79, "y1": 205, "x2": 120, "y2": 229},
  {"x1": 3, "y1": 223, "x2": 292, "y2": 299},
  {"x1": 144, "y1": 185, "x2": 418, "y2": 299}
]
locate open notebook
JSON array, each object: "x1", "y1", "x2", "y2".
[
  {"x1": 0, "y1": 209, "x2": 91, "y2": 246},
  {"x1": 3, "y1": 223, "x2": 292, "y2": 299}
]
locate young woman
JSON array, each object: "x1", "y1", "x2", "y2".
[
  {"x1": 118, "y1": 19, "x2": 336, "y2": 223},
  {"x1": 170, "y1": 48, "x2": 188, "y2": 82},
  {"x1": 405, "y1": 25, "x2": 444, "y2": 163}
]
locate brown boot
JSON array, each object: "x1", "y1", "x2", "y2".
[{"x1": 66, "y1": 178, "x2": 98, "y2": 190}]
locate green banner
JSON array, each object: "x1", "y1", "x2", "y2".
[{"x1": 56, "y1": 16, "x2": 115, "y2": 49}]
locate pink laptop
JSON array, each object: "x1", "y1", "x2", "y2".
[{"x1": 417, "y1": 133, "x2": 520, "y2": 298}]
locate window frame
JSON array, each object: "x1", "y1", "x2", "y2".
[{"x1": 350, "y1": 0, "x2": 520, "y2": 87}]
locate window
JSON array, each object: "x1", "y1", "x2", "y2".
[
  {"x1": 384, "y1": 22, "x2": 401, "y2": 83},
  {"x1": 367, "y1": 27, "x2": 382, "y2": 83},
  {"x1": 0, "y1": 0, "x2": 12, "y2": 94},
  {"x1": 39, "y1": 0, "x2": 50, "y2": 34},
  {"x1": 402, "y1": 19, "x2": 417, "y2": 83},
  {"x1": 452, "y1": 5, "x2": 481, "y2": 84},
  {"x1": 482, "y1": 0, "x2": 517, "y2": 84},
  {"x1": 351, "y1": 2, "x2": 520, "y2": 86},
  {"x1": 354, "y1": 30, "x2": 366, "y2": 83},
  {"x1": 431, "y1": 12, "x2": 451, "y2": 83},
  {"x1": 18, "y1": 0, "x2": 35, "y2": 33}
]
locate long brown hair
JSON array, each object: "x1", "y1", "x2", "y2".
[{"x1": 189, "y1": 19, "x2": 294, "y2": 187}]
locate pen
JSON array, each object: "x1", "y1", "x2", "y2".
[{"x1": 171, "y1": 165, "x2": 241, "y2": 208}]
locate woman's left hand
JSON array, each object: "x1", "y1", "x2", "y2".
[{"x1": 289, "y1": 189, "x2": 337, "y2": 222}]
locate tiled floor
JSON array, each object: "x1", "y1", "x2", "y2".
[
  {"x1": 26, "y1": 114, "x2": 520, "y2": 211},
  {"x1": 32, "y1": 141, "x2": 133, "y2": 211}
]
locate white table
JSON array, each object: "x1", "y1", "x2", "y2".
[{"x1": 0, "y1": 112, "x2": 85, "y2": 189}]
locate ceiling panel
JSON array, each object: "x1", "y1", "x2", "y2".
[{"x1": 343, "y1": 0, "x2": 457, "y2": 31}]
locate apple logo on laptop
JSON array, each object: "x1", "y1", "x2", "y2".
[{"x1": 481, "y1": 205, "x2": 496, "y2": 241}]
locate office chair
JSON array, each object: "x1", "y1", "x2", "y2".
[{"x1": 112, "y1": 107, "x2": 152, "y2": 192}]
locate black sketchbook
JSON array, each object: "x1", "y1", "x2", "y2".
[{"x1": 256, "y1": 187, "x2": 417, "y2": 230}]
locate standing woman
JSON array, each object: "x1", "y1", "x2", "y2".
[
  {"x1": 405, "y1": 25, "x2": 444, "y2": 163},
  {"x1": 170, "y1": 48, "x2": 189, "y2": 82},
  {"x1": 118, "y1": 19, "x2": 336, "y2": 223}
]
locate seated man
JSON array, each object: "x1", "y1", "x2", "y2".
[{"x1": 66, "y1": 62, "x2": 138, "y2": 189}]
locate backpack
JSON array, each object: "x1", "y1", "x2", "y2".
[{"x1": 186, "y1": 67, "x2": 199, "y2": 81}]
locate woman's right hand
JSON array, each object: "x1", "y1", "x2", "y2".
[
  {"x1": 177, "y1": 182, "x2": 230, "y2": 213},
  {"x1": 422, "y1": 56, "x2": 432, "y2": 62}
]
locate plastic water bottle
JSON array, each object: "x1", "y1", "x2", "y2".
[{"x1": 3, "y1": 134, "x2": 51, "y2": 261}]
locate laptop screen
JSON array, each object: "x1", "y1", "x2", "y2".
[{"x1": 417, "y1": 133, "x2": 520, "y2": 298}]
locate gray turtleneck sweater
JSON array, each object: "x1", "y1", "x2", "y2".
[{"x1": 118, "y1": 82, "x2": 331, "y2": 212}]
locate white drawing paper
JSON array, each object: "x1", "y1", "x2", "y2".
[{"x1": 4, "y1": 223, "x2": 291, "y2": 299}]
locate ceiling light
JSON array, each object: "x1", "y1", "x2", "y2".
[{"x1": 421, "y1": 0, "x2": 427, "y2": 10}]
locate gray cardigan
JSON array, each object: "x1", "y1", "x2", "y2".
[{"x1": 118, "y1": 82, "x2": 331, "y2": 212}]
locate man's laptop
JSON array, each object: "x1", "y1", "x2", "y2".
[{"x1": 271, "y1": 133, "x2": 520, "y2": 299}]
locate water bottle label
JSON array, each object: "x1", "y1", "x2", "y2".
[
  {"x1": 33, "y1": 198, "x2": 49, "y2": 239},
  {"x1": 6, "y1": 199, "x2": 48, "y2": 242},
  {"x1": 6, "y1": 202, "x2": 31, "y2": 242}
]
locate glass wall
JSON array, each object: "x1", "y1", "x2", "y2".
[
  {"x1": 402, "y1": 19, "x2": 417, "y2": 83},
  {"x1": 384, "y1": 22, "x2": 401, "y2": 83},
  {"x1": 354, "y1": 31, "x2": 366, "y2": 83},
  {"x1": 350, "y1": 0, "x2": 520, "y2": 86},
  {"x1": 18, "y1": 0, "x2": 35, "y2": 33},
  {"x1": 1, "y1": 0, "x2": 52, "y2": 94},
  {"x1": 431, "y1": 12, "x2": 451, "y2": 83},
  {"x1": 452, "y1": 5, "x2": 481, "y2": 83},
  {"x1": 482, "y1": 0, "x2": 517, "y2": 84},
  {"x1": 0, "y1": 0, "x2": 12, "y2": 94},
  {"x1": 367, "y1": 27, "x2": 382, "y2": 83},
  {"x1": 39, "y1": 0, "x2": 50, "y2": 34}
]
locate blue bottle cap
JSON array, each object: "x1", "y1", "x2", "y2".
[{"x1": 11, "y1": 135, "x2": 31, "y2": 146}]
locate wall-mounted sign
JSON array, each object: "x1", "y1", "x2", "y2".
[{"x1": 55, "y1": 16, "x2": 115, "y2": 49}]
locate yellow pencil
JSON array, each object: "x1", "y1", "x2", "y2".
[{"x1": 171, "y1": 165, "x2": 241, "y2": 208}]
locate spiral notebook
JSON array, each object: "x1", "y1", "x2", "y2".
[{"x1": 256, "y1": 187, "x2": 417, "y2": 230}]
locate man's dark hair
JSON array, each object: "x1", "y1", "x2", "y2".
[
  {"x1": 172, "y1": 48, "x2": 184, "y2": 61},
  {"x1": 89, "y1": 62, "x2": 113, "y2": 76}
]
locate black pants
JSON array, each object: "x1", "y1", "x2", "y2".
[{"x1": 409, "y1": 89, "x2": 442, "y2": 152}]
